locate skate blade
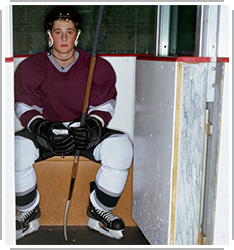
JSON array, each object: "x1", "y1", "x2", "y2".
[
  {"x1": 16, "y1": 219, "x2": 40, "y2": 240},
  {"x1": 87, "y1": 218, "x2": 123, "y2": 240}
]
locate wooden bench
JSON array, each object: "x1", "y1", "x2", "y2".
[{"x1": 34, "y1": 156, "x2": 136, "y2": 226}]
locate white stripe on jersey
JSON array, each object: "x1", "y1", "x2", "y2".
[
  {"x1": 87, "y1": 99, "x2": 116, "y2": 118},
  {"x1": 15, "y1": 102, "x2": 43, "y2": 119}
]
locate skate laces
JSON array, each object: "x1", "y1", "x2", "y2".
[
  {"x1": 95, "y1": 208, "x2": 119, "y2": 222},
  {"x1": 16, "y1": 208, "x2": 35, "y2": 222}
]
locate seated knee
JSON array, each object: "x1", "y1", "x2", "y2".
[{"x1": 101, "y1": 134, "x2": 133, "y2": 171}]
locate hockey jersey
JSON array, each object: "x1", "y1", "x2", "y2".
[{"x1": 14, "y1": 49, "x2": 117, "y2": 129}]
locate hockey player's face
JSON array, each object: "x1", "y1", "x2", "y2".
[{"x1": 51, "y1": 19, "x2": 77, "y2": 55}]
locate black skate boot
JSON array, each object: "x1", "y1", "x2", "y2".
[
  {"x1": 16, "y1": 205, "x2": 41, "y2": 240},
  {"x1": 87, "y1": 200, "x2": 125, "y2": 240}
]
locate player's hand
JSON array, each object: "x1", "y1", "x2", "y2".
[
  {"x1": 69, "y1": 117, "x2": 102, "y2": 150},
  {"x1": 29, "y1": 118, "x2": 76, "y2": 155}
]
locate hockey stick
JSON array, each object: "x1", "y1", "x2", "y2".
[{"x1": 64, "y1": 5, "x2": 105, "y2": 242}]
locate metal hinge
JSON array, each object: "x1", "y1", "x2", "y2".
[
  {"x1": 206, "y1": 122, "x2": 213, "y2": 135},
  {"x1": 198, "y1": 228, "x2": 207, "y2": 245},
  {"x1": 205, "y1": 109, "x2": 213, "y2": 136}
]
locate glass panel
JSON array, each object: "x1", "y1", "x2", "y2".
[
  {"x1": 13, "y1": 5, "x2": 156, "y2": 55},
  {"x1": 176, "y1": 5, "x2": 197, "y2": 56},
  {"x1": 13, "y1": 5, "x2": 197, "y2": 56}
]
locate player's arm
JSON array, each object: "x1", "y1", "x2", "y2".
[{"x1": 15, "y1": 62, "x2": 75, "y2": 155}]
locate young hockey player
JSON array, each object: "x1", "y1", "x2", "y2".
[{"x1": 15, "y1": 6, "x2": 133, "y2": 241}]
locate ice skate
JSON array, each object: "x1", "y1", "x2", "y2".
[
  {"x1": 87, "y1": 201, "x2": 125, "y2": 240},
  {"x1": 16, "y1": 205, "x2": 41, "y2": 240}
]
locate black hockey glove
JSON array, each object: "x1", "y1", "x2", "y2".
[
  {"x1": 68, "y1": 117, "x2": 102, "y2": 150},
  {"x1": 29, "y1": 118, "x2": 76, "y2": 156}
]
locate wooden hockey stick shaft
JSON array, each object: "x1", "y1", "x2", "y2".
[{"x1": 64, "y1": 5, "x2": 105, "y2": 241}]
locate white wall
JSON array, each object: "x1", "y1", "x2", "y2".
[
  {"x1": 4, "y1": 5, "x2": 16, "y2": 245},
  {"x1": 103, "y1": 56, "x2": 136, "y2": 142}
]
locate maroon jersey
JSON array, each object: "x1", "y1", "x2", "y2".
[{"x1": 14, "y1": 49, "x2": 117, "y2": 128}]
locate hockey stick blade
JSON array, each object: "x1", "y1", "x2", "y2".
[{"x1": 64, "y1": 200, "x2": 71, "y2": 241}]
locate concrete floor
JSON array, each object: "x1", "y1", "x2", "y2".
[{"x1": 16, "y1": 226, "x2": 150, "y2": 245}]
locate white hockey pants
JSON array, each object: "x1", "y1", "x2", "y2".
[{"x1": 15, "y1": 133, "x2": 133, "y2": 212}]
